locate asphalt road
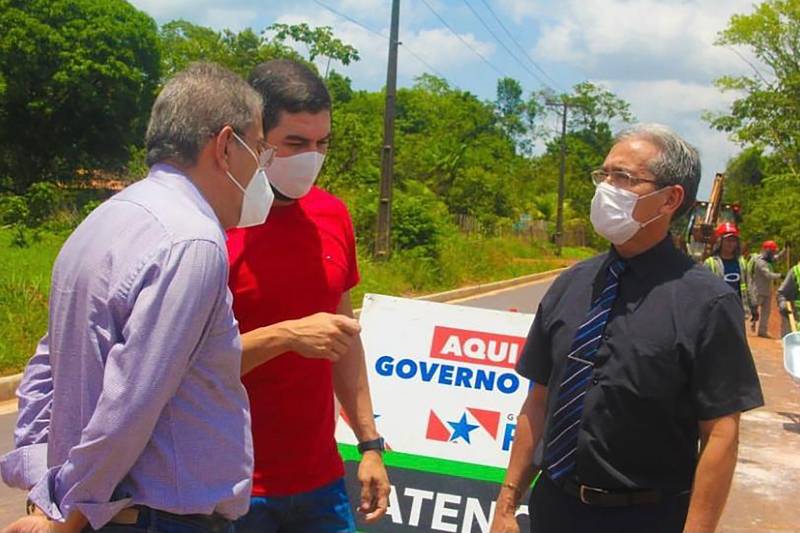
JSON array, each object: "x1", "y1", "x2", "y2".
[{"x1": 0, "y1": 275, "x2": 557, "y2": 525}]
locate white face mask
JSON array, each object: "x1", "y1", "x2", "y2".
[
  {"x1": 590, "y1": 181, "x2": 670, "y2": 245},
  {"x1": 226, "y1": 132, "x2": 275, "y2": 228},
  {"x1": 268, "y1": 151, "x2": 326, "y2": 199}
]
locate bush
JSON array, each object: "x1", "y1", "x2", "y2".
[
  {"x1": 80, "y1": 199, "x2": 103, "y2": 221},
  {"x1": 126, "y1": 146, "x2": 149, "y2": 181},
  {"x1": 392, "y1": 194, "x2": 440, "y2": 252},
  {"x1": 26, "y1": 182, "x2": 62, "y2": 226},
  {"x1": 0, "y1": 195, "x2": 29, "y2": 226},
  {"x1": 391, "y1": 183, "x2": 455, "y2": 258}
]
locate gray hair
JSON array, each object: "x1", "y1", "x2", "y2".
[
  {"x1": 614, "y1": 123, "x2": 701, "y2": 218},
  {"x1": 145, "y1": 62, "x2": 263, "y2": 167}
]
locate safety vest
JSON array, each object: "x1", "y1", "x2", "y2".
[
  {"x1": 705, "y1": 255, "x2": 749, "y2": 297},
  {"x1": 746, "y1": 253, "x2": 759, "y2": 280},
  {"x1": 793, "y1": 264, "x2": 800, "y2": 310}
]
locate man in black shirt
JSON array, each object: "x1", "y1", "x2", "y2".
[{"x1": 490, "y1": 124, "x2": 763, "y2": 533}]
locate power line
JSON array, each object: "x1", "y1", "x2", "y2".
[
  {"x1": 460, "y1": 0, "x2": 552, "y2": 89},
  {"x1": 476, "y1": 0, "x2": 564, "y2": 91},
  {"x1": 310, "y1": 0, "x2": 447, "y2": 79},
  {"x1": 418, "y1": 0, "x2": 508, "y2": 79}
]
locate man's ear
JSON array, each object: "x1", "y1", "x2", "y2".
[
  {"x1": 213, "y1": 125, "x2": 234, "y2": 172},
  {"x1": 663, "y1": 184, "x2": 685, "y2": 216}
]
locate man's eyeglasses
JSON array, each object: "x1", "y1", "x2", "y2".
[
  {"x1": 591, "y1": 169, "x2": 660, "y2": 189},
  {"x1": 230, "y1": 130, "x2": 277, "y2": 168}
]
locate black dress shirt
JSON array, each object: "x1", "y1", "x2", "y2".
[{"x1": 518, "y1": 235, "x2": 764, "y2": 492}]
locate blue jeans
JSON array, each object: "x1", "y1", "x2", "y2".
[
  {"x1": 234, "y1": 478, "x2": 356, "y2": 533},
  {"x1": 83, "y1": 507, "x2": 234, "y2": 533}
]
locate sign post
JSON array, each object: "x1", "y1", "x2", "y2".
[{"x1": 337, "y1": 294, "x2": 536, "y2": 532}]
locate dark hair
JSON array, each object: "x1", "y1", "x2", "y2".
[
  {"x1": 145, "y1": 62, "x2": 262, "y2": 167},
  {"x1": 248, "y1": 59, "x2": 331, "y2": 133}
]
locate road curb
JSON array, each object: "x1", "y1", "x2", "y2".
[
  {"x1": 0, "y1": 266, "x2": 567, "y2": 402},
  {"x1": 0, "y1": 373, "x2": 20, "y2": 404},
  {"x1": 413, "y1": 266, "x2": 567, "y2": 303}
]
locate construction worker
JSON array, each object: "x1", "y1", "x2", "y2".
[
  {"x1": 704, "y1": 222, "x2": 752, "y2": 314},
  {"x1": 777, "y1": 260, "x2": 800, "y2": 337},
  {"x1": 750, "y1": 240, "x2": 783, "y2": 337}
]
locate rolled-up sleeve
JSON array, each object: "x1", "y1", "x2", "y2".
[
  {"x1": 692, "y1": 292, "x2": 765, "y2": 420},
  {"x1": 1, "y1": 334, "x2": 54, "y2": 489},
  {"x1": 28, "y1": 240, "x2": 228, "y2": 529},
  {"x1": 15, "y1": 334, "x2": 53, "y2": 447}
]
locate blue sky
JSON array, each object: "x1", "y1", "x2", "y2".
[{"x1": 129, "y1": 0, "x2": 761, "y2": 198}]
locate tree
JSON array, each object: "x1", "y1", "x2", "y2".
[
  {"x1": 268, "y1": 23, "x2": 360, "y2": 75},
  {"x1": 494, "y1": 77, "x2": 541, "y2": 153},
  {"x1": 0, "y1": 0, "x2": 161, "y2": 192},
  {"x1": 521, "y1": 82, "x2": 633, "y2": 244},
  {"x1": 707, "y1": 0, "x2": 800, "y2": 255},
  {"x1": 706, "y1": 0, "x2": 800, "y2": 175},
  {"x1": 563, "y1": 82, "x2": 633, "y2": 134},
  {"x1": 158, "y1": 20, "x2": 300, "y2": 79}
]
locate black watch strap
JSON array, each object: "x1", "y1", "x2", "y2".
[{"x1": 357, "y1": 437, "x2": 385, "y2": 454}]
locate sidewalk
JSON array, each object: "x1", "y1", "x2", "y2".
[{"x1": 719, "y1": 305, "x2": 800, "y2": 532}]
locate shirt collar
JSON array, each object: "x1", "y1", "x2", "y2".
[
  {"x1": 147, "y1": 163, "x2": 223, "y2": 232},
  {"x1": 606, "y1": 234, "x2": 681, "y2": 280}
]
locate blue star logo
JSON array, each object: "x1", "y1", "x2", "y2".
[{"x1": 447, "y1": 413, "x2": 479, "y2": 444}]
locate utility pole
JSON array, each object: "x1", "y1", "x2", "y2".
[
  {"x1": 546, "y1": 98, "x2": 571, "y2": 256},
  {"x1": 375, "y1": 0, "x2": 400, "y2": 259}
]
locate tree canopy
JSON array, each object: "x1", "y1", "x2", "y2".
[
  {"x1": 708, "y1": 0, "x2": 800, "y2": 253},
  {"x1": 0, "y1": 0, "x2": 161, "y2": 192},
  {"x1": 0, "y1": 1, "x2": 637, "y2": 256}
]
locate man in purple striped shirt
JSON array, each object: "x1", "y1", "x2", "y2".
[{"x1": 1, "y1": 62, "x2": 274, "y2": 532}]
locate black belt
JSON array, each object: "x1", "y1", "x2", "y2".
[
  {"x1": 548, "y1": 475, "x2": 687, "y2": 507},
  {"x1": 111, "y1": 506, "x2": 231, "y2": 532}
]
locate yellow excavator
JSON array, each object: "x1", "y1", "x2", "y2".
[{"x1": 683, "y1": 173, "x2": 742, "y2": 262}]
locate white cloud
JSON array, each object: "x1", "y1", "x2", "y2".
[
  {"x1": 601, "y1": 79, "x2": 742, "y2": 196},
  {"x1": 276, "y1": 9, "x2": 496, "y2": 84},
  {"x1": 129, "y1": 0, "x2": 218, "y2": 21},
  {"x1": 605, "y1": 79, "x2": 738, "y2": 120},
  {"x1": 523, "y1": 0, "x2": 762, "y2": 196},
  {"x1": 495, "y1": 0, "x2": 544, "y2": 23},
  {"x1": 534, "y1": 0, "x2": 756, "y2": 82},
  {"x1": 403, "y1": 28, "x2": 495, "y2": 73},
  {"x1": 129, "y1": 0, "x2": 261, "y2": 30},
  {"x1": 203, "y1": 8, "x2": 259, "y2": 32}
]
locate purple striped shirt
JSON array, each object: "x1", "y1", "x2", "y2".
[{"x1": 1, "y1": 165, "x2": 253, "y2": 529}]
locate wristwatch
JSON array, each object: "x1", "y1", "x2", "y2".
[{"x1": 357, "y1": 437, "x2": 385, "y2": 454}]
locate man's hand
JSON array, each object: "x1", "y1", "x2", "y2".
[
  {"x1": 1, "y1": 515, "x2": 78, "y2": 533},
  {"x1": 356, "y1": 451, "x2": 390, "y2": 523},
  {"x1": 286, "y1": 313, "x2": 361, "y2": 362},
  {"x1": 489, "y1": 486, "x2": 520, "y2": 533}
]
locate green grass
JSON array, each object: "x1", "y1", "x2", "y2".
[
  {"x1": 0, "y1": 228, "x2": 66, "y2": 375},
  {"x1": 0, "y1": 227, "x2": 595, "y2": 375}
]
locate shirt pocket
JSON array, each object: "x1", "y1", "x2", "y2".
[{"x1": 625, "y1": 333, "x2": 687, "y2": 401}]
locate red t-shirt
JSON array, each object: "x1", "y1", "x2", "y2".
[{"x1": 226, "y1": 186, "x2": 360, "y2": 497}]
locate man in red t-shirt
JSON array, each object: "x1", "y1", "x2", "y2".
[{"x1": 228, "y1": 60, "x2": 390, "y2": 533}]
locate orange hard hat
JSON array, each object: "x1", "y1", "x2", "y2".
[
  {"x1": 762, "y1": 240, "x2": 779, "y2": 251},
  {"x1": 714, "y1": 222, "x2": 739, "y2": 239}
]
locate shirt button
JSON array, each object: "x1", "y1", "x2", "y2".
[
  {"x1": 603, "y1": 333, "x2": 610, "y2": 340},
  {"x1": 592, "y1": 376, "x2": 600, "y2": 385}
]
